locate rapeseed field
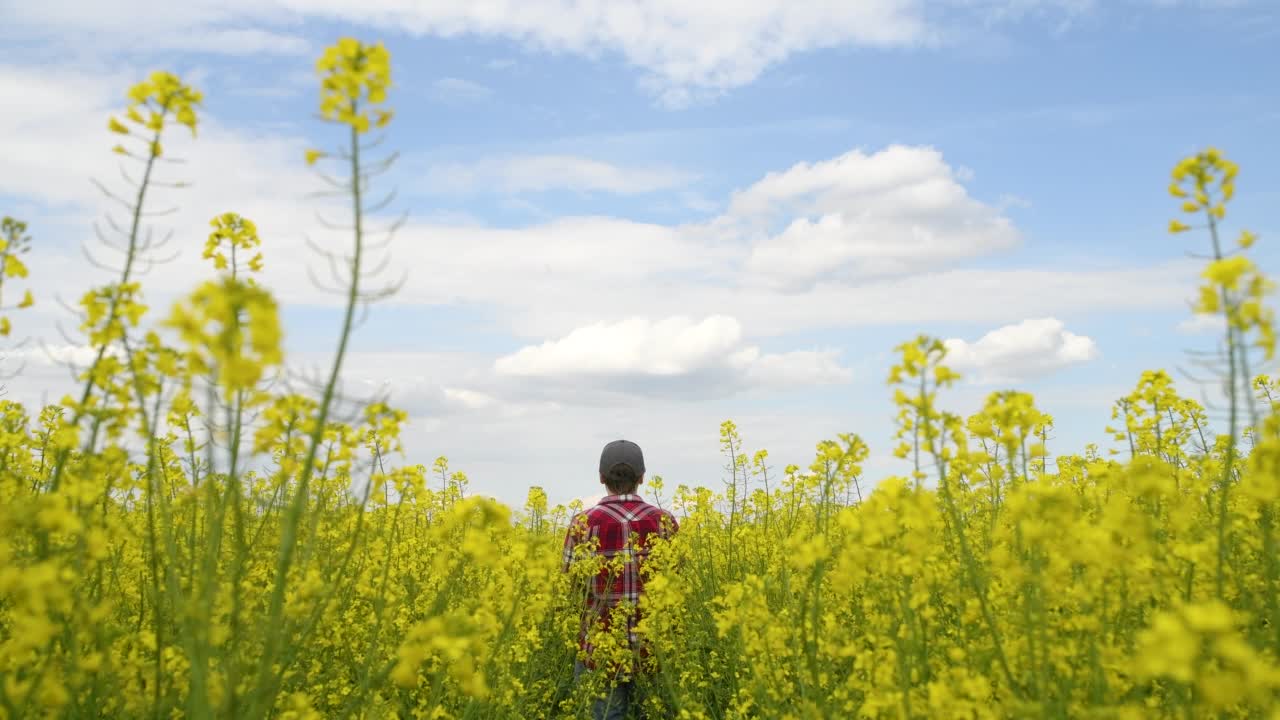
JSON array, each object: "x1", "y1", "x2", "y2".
[{"x1": 1, "y1": 38, "x2": 1278, "y2": 719}]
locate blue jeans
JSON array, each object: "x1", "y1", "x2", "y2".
[{"x1": 574, "y1": 660, "x2": 633, "y2": 720}]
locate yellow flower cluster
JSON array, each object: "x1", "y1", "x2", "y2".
[
  {"x1": 0, "y1": 217, "x2": 35, "y2": 337},
  {"x1": 317, "y1": 37, "x2": 393, "y2": 134},
  {"x1": 204, "y1": 212, "x2": 265, "y2": 276},
  {"x1": 108, "y1": 71, "x2": 202, "y2": 157},
  {"x1": 1137, "y1": 601, "x2": 1280, "y2": 710},
  {"x1": 1168, "y1": 149, "x2": 1276, "y2": 362},
  {"x1": 79, "y1": 281, "x2": 147, "y2": 345},
  {"x1": 165, "y1": 277, "x2": 284, "y2": 401}
]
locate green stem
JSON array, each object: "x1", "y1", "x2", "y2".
[
  {"x1": 920, "y1": 364, "x2": 1021, "y2": 698},
  {"x1": 1207, "y1": 209, "x2": 1237, "y2": 601},
  {"x1": 249, "y1": 117, "x2": 366, "y2": 718},
  {"x1": 49, "y1": 124, "x2": 164, "y2": 494}
]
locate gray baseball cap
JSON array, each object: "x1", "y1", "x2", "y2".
[{"x1": 599, "y1": 439, "x2": 645, "y2": 475}]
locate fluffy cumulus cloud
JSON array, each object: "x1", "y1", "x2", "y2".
[
  {"x1": 494, "y1": 316, "x2": 850, "y2": 397},
  {"x1": 496, "y1": 316, "x2": 746, "y2": 377},
  {"x1": 943, "y1": 317, "x2": 1100, "y2": 384},
  {"x1": 732, "y1": 146, "x2": 1019, "y2": 288}
]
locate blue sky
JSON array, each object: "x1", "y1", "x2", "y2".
[{"x1": 2, "y1": 0, "x2": 1278, "y2": 507}]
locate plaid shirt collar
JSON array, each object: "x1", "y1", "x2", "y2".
[{"x1": 598, "y1": 493, "x2": 644, "y2": 505}]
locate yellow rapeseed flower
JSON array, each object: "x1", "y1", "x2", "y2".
[
  {"x1": 3, "y1": 254, "x2": 28, "y2": 278},
  {"x1": 119, "y1": 71, "x2": 203, "y2": 139},
  {"x1": 203, "y1": 212, "x2": 263, "y2": 275},
  {"x1": 315, "y1": 37, "x2": 392, "y2": 134},
  {"x1": 1204, "y1": 256, "x2": 1253, "y2": 291}
]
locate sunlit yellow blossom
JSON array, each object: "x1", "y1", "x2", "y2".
[
  {"x1": 1204, "y1": 256, "x2": 1253, "y2": 291},
  {"x1": 316, "y1": 37, "x2": 392, "y2": 134},
  {"x1": 203, "y1": 212, "x2": 264, "y2": 275},
  {"x1": 165, "y1": 277, "x2": 283, "y2": 401},
  {"x1": 124, "y1": 71, "x2": 203, "y2": 136},
  {"x1": 3, "y1": 254, "x2": 28, "y2": 278}
]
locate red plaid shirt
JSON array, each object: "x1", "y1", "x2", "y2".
[{"x1": 562, "y1": 494, "x2": 678, "y2": 665}]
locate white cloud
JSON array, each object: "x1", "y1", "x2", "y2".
[
  {"x1": 0, "y1": 342, "x2": 107, "y2": 409},
  {"x1": 494, "y1": 315, "x2": 850, "y2": 396},
  {"x1": 3, "y1": 0, "x2": 929, "y2": 104},
  {"x1": 443, "y1": 387, "x2": 498, "y2": 410},
  {"x1": 375, "y1": 374, "x2": 871, "y2": 506},
  {"x1": 428, "y1": 77, "x2": 493, "y2": 104},
  {"x1": 275, "y1": 347, "x2": 860, "y2": 505},
  {"x1": 741, "y1": 349, "x2": 855, "y2": 387},
  {"x1": 570, "y1": 493, "x2": 605, "y2": 508},
  {"x1": 0, "y1": 64, "x2": 122, "y2": 208},
  {"x1": 2, "y1": 1, "x2": 1252, "y2": 104},
  {"x1": 0, "y1": 63, "x2": 348, "y2": 313},
  {"x1": 397, "y1": 392, "x2": 867, "y2": 506},
  {"x1": 363, "y1": 225, "x2": 1188, "y2": 344},
  {"x1": 9, "y1": 342, "x2": 118, "y2": 368},
  {"x1": 0, "y1": 5, "x2": 309, "y2": 57},
  {"x1": 177, "y1": 28, "x2": 310, "y2": 55},
  {"x1": 390, "y1": 216, "x2": 724, "y2": 308},
  {"x1": 325, "y1": 351, "x2": 569, "y2": 423},
  {"x1": 496, "y1": 316, "x2": 744, "y2": 377},
  {"x1": 731, "y1": 145, "x2": 1019, "y2": 287},
  {"x1": 422, "y1": 154, "x2": 695, "y2": 195},
  {"x1": 1177, "y1": 313, "x2": 1226, "y2": 335},
  {"x1": 943, "y1": 317, "x2": 1100, "y2": 384}
]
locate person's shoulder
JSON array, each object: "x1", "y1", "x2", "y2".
[
  {"x1": 566, "y1": 505, "x2": 599, "y2": 528},
  {"x1": 636, "y1": 500, "x2": 677, "y2": 525},
  {"x1": 564, "y1": 506, "x2": 605, "y2": 542},
  {"x1": 574, "y1": 503, "x2": 617, "y2": 524}
]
